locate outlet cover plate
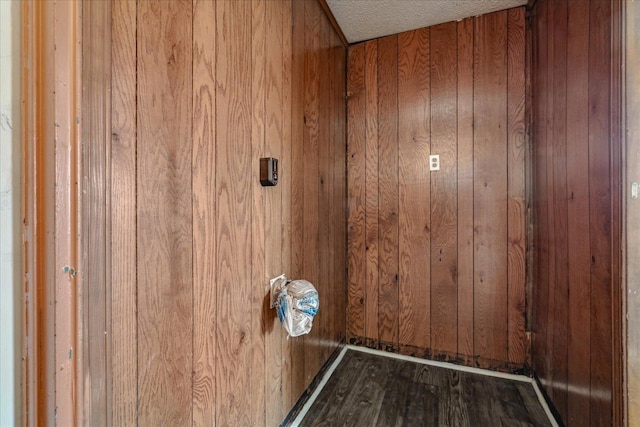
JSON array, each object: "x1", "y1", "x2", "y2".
[{"x1": 429, "y1": 155, "x2": 440, "y2": 171}]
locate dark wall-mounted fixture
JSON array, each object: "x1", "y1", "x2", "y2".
[{"x1": 260, "y1": 157, "x2": 278, "y2": 186}]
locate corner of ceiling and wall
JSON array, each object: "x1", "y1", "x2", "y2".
[{"x1": 325, "y1": 0, "x2": 528, "y2": 43}]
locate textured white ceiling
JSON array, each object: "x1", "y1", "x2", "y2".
[{"x1": 326, "y1": 0, "x2": 528, "y2": 43}]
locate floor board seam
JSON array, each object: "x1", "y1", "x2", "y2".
[
  {"x1": 290, "y1": 346, "x2": 349, "y2": 426},
  {"x1": 291, "y1": 345, "x2": 559, "y2": 427},
  {"x1": 347, "y1": 344, "x2": 530, "y2": 382},
  {"x1": 345, "y1": 345, "x2": 559, "y2": 427}
]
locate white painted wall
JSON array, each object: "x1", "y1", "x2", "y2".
[{"x1": 0, "y1": 1, "x2": 21, "y2": 426}]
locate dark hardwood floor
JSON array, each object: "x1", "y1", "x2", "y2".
[{"x1": 296, "y1": 349, "x2": 552, "y2": 427}]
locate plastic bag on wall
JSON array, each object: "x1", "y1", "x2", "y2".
[{"x1": 270, "y1": 274, "x2": 319, "y2": 338}]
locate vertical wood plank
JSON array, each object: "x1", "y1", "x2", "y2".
[
  {"x1": 532, "y1": 0, "x2": 550, "y2": 387},
  {"x1": 290, "y1": 0, "x2": 307, "y2": 400},
  {"x1": 250, "y1": 0, "x2": 267, "y2": 425},
  {"x1": 345, "y1": 8, "x2": 526, "y2": 371},
  {"x1": 397, "y1": 27, "x2": 431, "y2": 351},
  {"x1": 302, "y1": 0, "x2": 321, "y2": 386},
  {"x1": 506, "y1": 7, "x2": 527, "y2": 367},
  {"x1": 81, "y1": 1, "x2": 108, "y2": 423},
  {"x1": 524, "y1": 8, "x2": 534, "y2": 362},
  {"x1": 192, "y1": 0, "x2": 216, "y2": 424},
  {"x1": 566, "y1": 1, "x2": 591, "y2": 424},
  {"x1": 281, "y1": 0, "x2": 294, "y2": 413},
  {"x1": 588, "y1": 0, "x2": 613, "y2": 424},
  {"x1": 376, "y1": 34, "x2": 399, "y2": 348},
  {"x1": 318, "y1": 8, "x2": 332, "y2": 363},
  {"x1": 364, "y1": 39, "x2": 379, "y2": 345},
  {"x1": 22, "y1": 2, "x2": 44, "y2": 423},
  {"x1": 543, "y1": 0, "x2": 557, "y2": 393},
  {"x1": 214, "y1": 1, "x2": 252, "y2": 424},
  {"x1": 610, "y1": 0, "x2": 624, "y2": 423},
  {"x1": 326, "y1": 21, "x2": 343, "y2": 352},
  {"x1": 333, "y1": 33, "x2": 348, "y2": 346},
  {"x1": 54, "y1": 2, "x2": 82, "y2": 425},
  {"x1": 107, "y1": 0, "x2": 350, "y2": 424},
  {"x1": 332, "y1": 17, "x2": 343, "y2": 355},
  {"x1": 625, "y1": 2, "x2": 640, "y2": 424},
  {"x1": 25, "y1": 2, "x2": 56, "y2": 423},
  {"x1": 456, "y1": 17, "x2": 474, "y2": 362},
  {"x1": 136, "y1": 1, "x2": 193, "y2": 424},
  {"x1": 429, "y1": 22, "x2": 458, "y2": 356},
  {"x1": 111, "y1": 0, "x2": 137, "y2": 424},
  {"x1": 550, "y1": 0, "x2": 569, "y2": 418},
  {"x1": 264, "y1": 0, "x2": 285, "y2": 422},
  {"x1": 347, "y1": 43, "x2": 366, "y2": 342},
  {"x1": 473, "y1": 10, "x2": 508, "y2": 365},
  {"x1": 530, "y1": 0, "x2": 622, "y2": 423}
]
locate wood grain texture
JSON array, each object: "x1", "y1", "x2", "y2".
[
  {"x1": 473, "y1": 10, "x2": 508, "y2": 365},
  {"x1": 347, "y1": 10, "x2": 526, "y2": 370},
  {"x1": 456, "y1": 17, "x2": 474, "y2": 363},
  {"x1": 318, "y1": 10, "x2": 332, "y2": 365},
  {"x1": 532, "y1": 0, "x2": 551, "y2": 394},
  {"x1": 192, "y1": 0, "x2": 216, "y2": 425},
  {"x1": 302, "y1": 0, "x2": 322, "y2": 387},
  {"x1": 301, "y1": 350, "x2": 551, "y2": 427},
  {"x1": 328, "y1": 24, "x2": 346, "y2": 351},
  {"x1": 53, "y1": 3, "x2": 82, "y2": 425},
  {"x1": 609, "y1": 0, "x2": 623, "y2": 424},
  {"x1": 550, "y1": 0, "x2": 569, "y2": 418},
  {"x1": 429, "y1": 22, "x2": 458, "y2": 356},
  {"x1": 110, "y1": 0, "x2": 137, "y2": 424},
  {"x1": 364, "y1": 39, "x2": 380, "y2": 344},
  {"x1": 530, "y1": 0, "x2": 622, "y2": 424},
  {"x1": 332, "y1": 28, "x2": 348, "y2": 348},
  {"x1": 136, "y1": 1, "x2": 193, "y2": 425},
  {"x1": 542, "y1": 0, "x2": 557, "y2": 395},
  {"x1": 317, "y1": 0, "x2": 348, "y2": 47},
  {"x1": 214, "y1": 1, "x2": 252, "y2": 424},
  {"x1": 290, "y1": 0, "x2": 348, "y2": 402},
  {"x1": 376, "y1": 34, "x2": 400, "y2": 349},
  {"x1": 565, "y1": 1, "x2": 591, "y2": 424},
  {"x1": 251, "y1": 0, "x2": 267, "y2": 425},
  {"x1": 22, "y1": 2, "x2": 56, "y2": 423},
  {"x1": 81, "y1": 1, "x2": 110, "y2": 425},
  {"x1": 347, "y1": 42, "x2": 366, "y2": 341},
  {"x1": 104, "y1": 1, "x2": 347, "y2": 425},
  {"x1": 280, "y1": 0, "x2": 294, "y2": 414},
  {"x1": 506, "y1": 7, "x2": 527, "y2": 367},
  {"x1": 626, "y1": 2, "x2": 640, "y2": 424},
  {"x1": 301, "y1": 351, "x2": 438, "y2": 426},
  {"x1": 327, "y1": 25, "x2": 337, "y2": 350},
  {"x1": 290, "y1": 0, "x2": 307, "y2": 402},
  {"x1": 587, "y1": 0, "x2": 613, "y2": 424},
  {"x1": 398, "y1": 27, "x2": 431, "y2": 350}
]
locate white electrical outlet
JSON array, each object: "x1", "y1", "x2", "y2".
[{"x1": 429, "y1": 155, "x2": 440, "y2": 171}]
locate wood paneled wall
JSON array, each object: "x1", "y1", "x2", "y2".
[
  {"x1": 22, "y1": 2, "x2": 83, "y2": 425},
  {"x1": 293, "y1": 0, "x2": 348, "y2": 394},
  {"x1": 347, "y1": 9, "x2": 527, "y2": 370},
  {"x1": 104, "y1": 0, "x2": 347, "y2": 425},
  {"x1": 627, "y1": 2, "x2": 640, "y2": 425},
  {"x1": 530, "y1": 0, "x2": 623, "y2": 425}
]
